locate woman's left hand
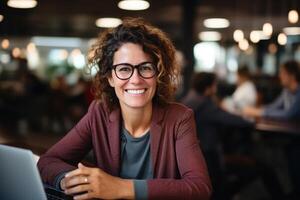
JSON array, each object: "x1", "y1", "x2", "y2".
[{"x1": 62, "y1": 163, "x2": 134, "y2": 200}]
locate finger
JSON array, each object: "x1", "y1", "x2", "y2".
[
  {"x1": 65, "y1": 167, "x2": 89, "y2": 178},
  {"x1": 79, "y1": 163, "x2": 104, "y2": 174},
  {"x1": 60, "y1": 178, "x2": 66, "y2": 190},
  {"x1": 78, "y1": 163, "x2": 98, "y2": 172},
  {"x1": 65, "y1": 184, "x2": 91, "y2": 195},
  {"x1": 78, "y1": 162, "x2": 86, "y2": 169},
  {"x1": 73, "y1": 192, "x2": 93, "y2": 200},
  {"x1": 64, "y1": 176, "x2": 90, "y2": 189}
]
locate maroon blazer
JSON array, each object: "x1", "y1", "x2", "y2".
[{"x1": 38, "y1": 101, "x2": 211, "y2": 199}]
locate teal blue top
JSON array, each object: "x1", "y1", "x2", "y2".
[{"x1": 120, "y1": 127, "x2": 153, "y2": 200}]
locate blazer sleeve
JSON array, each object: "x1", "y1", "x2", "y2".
[
  {"x1": 37, "y1": 101, "x2": 95, "y2": 186},
  {"x1": 147, "y1": 109, "x2": 212, "y2": 200}
]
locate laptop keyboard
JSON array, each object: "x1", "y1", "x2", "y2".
[
  {"x1": 46, "y1": 193, "x2": 65, "y2": 200},
  {"x1": 44, "y1": 185, "x2": 73, "y2": 200}
]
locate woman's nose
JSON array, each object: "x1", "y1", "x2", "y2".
[{"x1": 129, "y1": 68, "x2": 142, "y2": 83}]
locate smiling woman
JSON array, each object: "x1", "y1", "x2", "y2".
[{"x1": 37, "y1": 17, "x2": 211, "y2": 200}]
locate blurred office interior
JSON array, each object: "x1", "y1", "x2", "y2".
[{"x1": 0, "y1": 0, "x2": 300, "y2": 199}]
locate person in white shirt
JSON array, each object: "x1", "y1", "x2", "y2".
[{"x1": 222, "y1": 67, "x2": 257, "y2": 114}]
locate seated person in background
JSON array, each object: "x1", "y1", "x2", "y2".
[
  {"x1": 182, "y1": 72, "x2": 285, "y2": 200},
  {"x1": 243, "y1": 60, "x2": 300, "y2": 199},
  {"x1": 222, "y1": 66, "x2": 257, "y2": 114},
  {"x1": 243, "y1": 60, "x2": 300, "y2": 120},
  {"x1": 181, "y1": 72, "x2": 254, "y2": 153},
  {"x1": 37, "y1": 18, "x2": 211, "y2": 200},
  {"x1": 181, "y1": 72, "x2": 254, "y2": 199}
]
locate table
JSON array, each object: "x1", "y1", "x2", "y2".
[
  {"x1": 254, "y1": 117, "x2": 300, "y2": 197},
  {"x1": 255, "y1": 118, "x2": 300, "y2": 137}
]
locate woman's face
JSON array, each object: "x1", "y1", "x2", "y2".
[{"x1": 108, "y1": 43, "x2": 157, "y2": 111}]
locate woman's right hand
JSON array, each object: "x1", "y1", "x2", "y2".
[{"x1": 60, "y1": 163, "x2": 134, "y2": 200}]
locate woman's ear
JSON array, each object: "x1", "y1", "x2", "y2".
[{"x1": 108, "y1": 76, "x2": 115, "y2": 87}]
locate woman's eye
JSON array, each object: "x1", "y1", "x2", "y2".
[
  {"x1": 140, "y1": 65, "x2": 153, "y2": 71},
  {"x1": 118, "y1": 67, "x2": 131, "y2": 72},
  {"x1": 142, "y1": 67, "x2": 150, "y2": 70}
]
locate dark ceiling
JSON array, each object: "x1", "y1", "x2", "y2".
[{"x1": 0, "y1": 0, "x2": 299, "y2": 44}]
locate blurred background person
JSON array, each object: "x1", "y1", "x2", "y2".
[
  {"x1": 182, "y1": 72, "x2": 285, "y2": 200},
  {"x1": 182, "y1": 72, "x2": 250, "y2": 200},
  {"x1": 243, "y1": 60, "x2": 300, "y2": 200},
  {"x1": 222, "y1": 66, "x2": 257, "y2": 115},
  {"x1": 0, "y1": 58, "x2": 48, "y2": 134},
  {"x1": 243, "y1": 60, "x2": 300, "y2": 120}
]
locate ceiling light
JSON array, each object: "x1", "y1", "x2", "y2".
[
  {"x1": 250, "y1": 31, "x2": 260, "y2": 43},
  {"x1": 238, "y1": 39, "x2": 249, "y2": 51},
  {"x1": 7, "y1": 0, "x2": 37, "y2": 9},
  {"x1": 118, "y1": 0, "x2": 150, "y2": 11},
  {"x1": 258, "y1": 34, "x2": 270, "y2": 40},
  {"x1": 283, "y1": 27, "x2": 300, "y2": 35},
  {"x1": 250, "y1": 30, "x2": 270, "y2": 43},
  {"x1": 1, "y1": 39, "x2": 10, "y2": 49},
  {"x1": 277, "y1": 33, "x2": 287, "y2": 45},
  {"x1": 262, "y1": 23, "x2": 273, "y2": 36},
  {"x1": 0, "y1": 15, "x2": 3, "y2": 22},
  {"x1": 95, "y1": 18, "x2": 122, "y2": 28},
  {"x1": 233, "y1": 29, "x2": 244, "y2": 42},
  {"x1": 203, "y1": 18, "x2": 230, "y2": 28},
  {"x1": 288, "y1": 10, "x2": 299, "y2": 24},
  {"x1": 198, "y1": 31, "x2": 221, "y2": 41}
]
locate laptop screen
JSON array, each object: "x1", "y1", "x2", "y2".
[
  {"x1": 0, "y1": 144, "x2": 47, "y2": 200},
  {"x1": 0, "y1": 144, "x2": 75, "y2": 200}
]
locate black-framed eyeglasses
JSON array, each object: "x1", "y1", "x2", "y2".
[{"x1": 111, "y1": 62, "x2": 157, "y2": 80}]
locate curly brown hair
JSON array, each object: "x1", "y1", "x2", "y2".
[{"x1": 87, "y1": 17, "x2": 179, "y2": 110}]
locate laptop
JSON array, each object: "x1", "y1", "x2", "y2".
[{"x1": 0, "y1": 144, "x2": 72, "y2": 200}]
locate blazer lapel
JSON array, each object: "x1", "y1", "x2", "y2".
[
  {"x1": 107, "y1": 107, "x2": 121, "y2": 176},
  {"x1": 150, "y1": 104, "x2": 164, "y2": 176}
]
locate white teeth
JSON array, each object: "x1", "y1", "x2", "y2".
[{"x1": 126, "y1": 89, "x2": 145, "y2": 94}]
